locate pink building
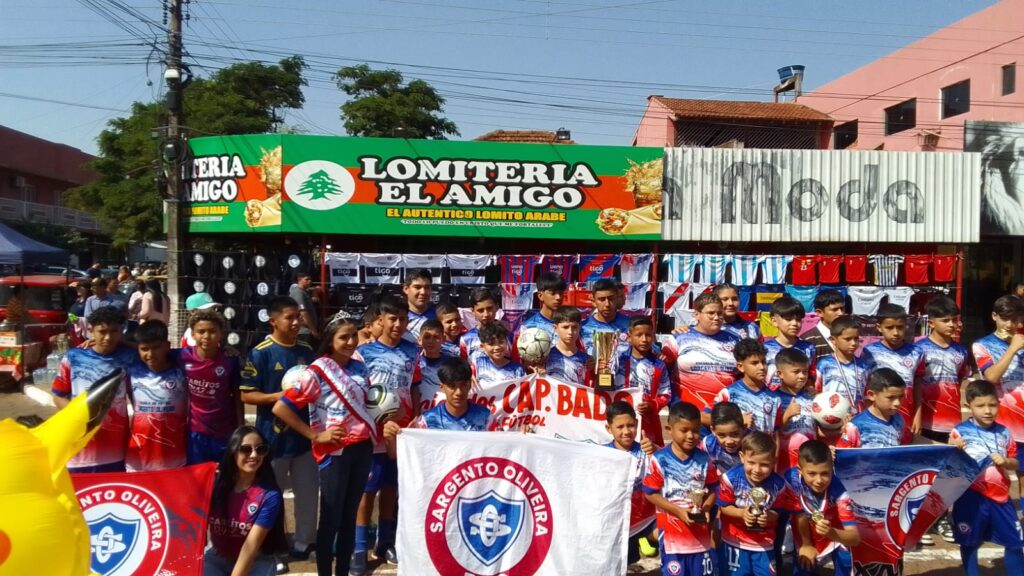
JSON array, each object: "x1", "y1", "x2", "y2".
[{"x1": 797, "y1": 0, "x2": 1024, "y2": 151}]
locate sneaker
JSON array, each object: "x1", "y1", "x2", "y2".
[
  {"x1": 276, "y1": 561, "x2": 289, "y2": 575},
  {"x1": 384, "y1": 546, "x2": 399, "y2": 565},
  {"x1": 918, "y1": 533, "x2": 935, "y2": 546},
  {"x1": 638, "y1": 536, "x2": 658, "y2": 558},
  {"x1": 289, "y1": 545, "x2": 314, "y2": 560},
  {"x1": 937, "y1": 518, "x2": 956, "y2": 543},
  {"x1": 349, "y1": 552, "x2": 367, "y2": 576}
]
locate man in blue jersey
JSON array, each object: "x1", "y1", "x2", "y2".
[
  {"x1": 517, "y1": 271, "x2": 565, "y2": 341},
  {"x1": 402, "y1": 268, "x2": 435, "y2": 344},
  {"x1": 581, "y1": 278, "x2": 631, "y2": 358}
]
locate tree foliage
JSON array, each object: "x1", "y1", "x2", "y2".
[
  {"x1": 66, "y1": 57, "x2": 307, "y2": 247},
  {"x1": 336, "y1": 64, "x2": 459, "y2": 139}
]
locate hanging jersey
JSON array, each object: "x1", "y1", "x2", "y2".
[
  {"x1": 700, "y1": 254, "x2": 730, "y2": 284},
  {"x1": 904, "y1": 255, "x2": 932, "y2": 285},
  {"x1": 325, "y1": 252, "x2": 361, "y2": 284},
  {"x1": 660, "y1": 282, "x2": 692, "y2": 315},
  {"x1": 545, "y1": 347, "x2": 589, "y2": 386},
  {"x1": 932, "y1": 254, "x2": 956, "y2": 282},
  {"x1": 497, "y1": 255, "x2": 539, "y2": 284},
  {"x1": 663, "y1": 330, "x2": 741, "y2": 411},
  {"x1": 472, "y1": 355, "x2": 525, "y2": 387},
  {"x1": 815, "y1": 356, "x2": 869, "y2": 412},
  {"x1": 817, "y1": 255, "x2": 843, "y2": 284},
  {"x1": 126, "y1": 361, "x2": 188, "y2": 471},
  {"x1": 776, "y1": 389, "x2": 817, "y2": 473},
  {"x1": 540, "y1": 254, "x2": 576, "y2": 282},
  {"x1": 844, "y1": 255, "x2": 868, "y2": 283},
  {"x1": 755, "y1": 287, "x2": 784, "y2": 312},
  {"x1": 973, "y1": 333, "x2": 1024, "y2": 441},
  {"x1": 241, "y1": 338, "x2": 315, "y2": 458},
  {"x1": 848, "y1": 286, "x2": 886, "y2": 315},
  {"x1": 737, "y1": 286, "x2": 755, "y2": 311},
  {"x1": 360, "y1": 253, "x2": 402, "y2": 284},
  {"x1": 784, "y1": 468, "x2": 856, "y2": 557},
  {"x1": 700, "y1": 434, "x2": 741, "y2": 474},
  {"x1": 401, "y1": 254, "x2": 446, "y2": 283},
  {"x1": 869, "y1": 254, "x2": 904, "y2": 286},
  {"x1": 722, "y1": 317, "x2": 761, "y2": 341},
  {"x1": 764, "y1": 339, "x2": 817, "y2": 391},
  {"x1": 411, "y1": 402, "x2": 491, "y2": 431},
  {"x1": 784, "y1": 286, "x2": 818, "y2": 313},
  {"x1": 622, "y1": 283, "x2": 651, "y2": 310},
  {"x1": 501, "y1": 283, "x2": 537, "y2": 311},
  {"x1": 641, "y1": 447, "x2": 718, "y2": 554},
  {"x1": 760, "y1": 255, "x2": 794, "y2": 284},
  {"x1": 730, "y1": 255, "x2": 762, "y2": 286},
  {"x1": 885, "y1": 287, "x2": 915, "y2": 310},
  {"x1": 917, "y1": 338, "x2": 972, "y2": 433},
  {"x1": 179, "y1": 348, "x2": 240, "y2": 442},
  {"x1": 838, "y1": 410, "x2": 910, "y2": 448},
  {"x1": 51, "y1": 347, "x2": 136, "y2": 469},
  {"x1": 665, "y1": 254, "x2": 701, "y2": 283},
  {"x1": 577, "y1": 254, "x2": 621, "y2": 282},
  {"x1": 620, "y1": 254, "x2": 653, "y2": 283},
  {"x1": 447, "y1": 254, "x2": 491, "y2": 285},
  {"x1": 791, "y1": 256, "x2": 818, "y2": 285},
  {"x1": 951, "y1": 419, "x2": 1016, "y2": 503},
  {"x1": 717, "y1": 467, "x2": 799, "y2": 552},
  {"x1": 862, "y1": 341, "x2": 924, "y2": 423},
  {"x1": 712, "y1": 382, "x2": 782, "y2": 434}
]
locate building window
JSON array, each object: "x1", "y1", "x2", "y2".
[
  {"x1": 885, "y1": 99, "x2": 916, "y2": 135},
  {"x1": 1004, "y1": 63, "x2": 1016, "y2": 96},
  {"x1": 941, "y1": 80, "x2": 970, "y2": 119},
  {"x1": 834, "y1": 120, "x2": 858, "y2": 149}
]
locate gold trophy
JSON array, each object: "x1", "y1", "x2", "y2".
[
  {"x1": 593, "y1": 330, "x2": 618, "y2": 390},
  {"x1": 811, "y1": 511, "x2": 826, "y2": 525},
  {"x1": 748, "y1": 487, "x2": 768, "y2": 531},
  {"x1": 688, "y1": 488, "x2": 707, "y2": 523}
]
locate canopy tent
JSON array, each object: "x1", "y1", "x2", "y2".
[{"x1": 0, "y1": 222, "x2": 67, "y2": 266}]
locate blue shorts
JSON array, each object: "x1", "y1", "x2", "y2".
[
  {"x1": 187, "y1": 432, "x2": 228, "y2": 465},
  {"x1": 364, "y1": 453, "x2": 398, "y2": 492},
  {"x1": 792, "y1": 547, "x2": 851, "y2": 576},
  {"x1": 953, "y1": 488, "x2": 1024, "y2": 548},
  {"x1": 67, "y1": 461, "x2": 125, "y2": 474},
  {"x1": 719, "y1": 543, "x2": 775, "y2": 576},
  {"x1": 661, "y1": 549, "x2": 716, "y2": 576}
]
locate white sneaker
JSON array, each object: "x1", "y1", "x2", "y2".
[{"x1": 918, "y1": 533, "x2": 935, "y2": 546}]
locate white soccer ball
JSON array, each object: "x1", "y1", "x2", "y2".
[
  {"x1": 281, "y1": 365, "x2": 306, "y2": 391},
  {"x1": 810, "y1": 391, "x2": 852, "y2": 430},
  {"x1": 366, "y1": 384, "x2": 401, "y2": 423},
  {"x1": 517, "y1": 327, "x2": 553, "y2": 363}
]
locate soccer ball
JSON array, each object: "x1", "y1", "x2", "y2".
[
  {"x1": 810, "y1": 391, "x2": 851, "y2": 430},
  {"x1": 281, "y1": 365, "x2": 306, "y2": 391},
  {"x1": 366, "y1": 384, "x2": 401, "y2": 423},
  {"x1": 517, "y1": 327, "x2": 553, "y2": 363}
]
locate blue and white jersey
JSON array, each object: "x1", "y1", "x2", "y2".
[
  {"x1": 861, "y1": 341, "x2": 924, "y2": 387},
  {"x1": 839, "y1": 410, "x2": 910, "y2": 448},
  {"x1": 712, "y1": 381, "x2": 782, "y2": 434},
  {"x1": 918, "y1": 338, "x2": 972, "y2": 433},
  {"x1": 730, "y1": 255, "x2": 762, "y2": 287},
  {"x1": 665, "y1": 254, "x2": 701, "y2": 283},
  {"x1": 419, "y1": 355, "x2": 445, "y2": 390},
  {"x1": 642, "y1": 447, "x2": 718, "y2": 554},
  {"x1": 580, "y1": 312, "x2": 631, "y2": 358},
  {"x1": 545, "y1": 346, "x2": 589, "y2": 387},
  {"x1": 721, "y1": 317, "x2": 761, "y2": 341},
  {"x1": 411, "y1": 402, "x2": 490, "y2": 431},
  {"x1": 700, "y1": 433, "x2": 742, "y2": 474},
  {"x1": 760, "y1": 255, "x2": 794, "y2": 284},
  {"x1": 973, "y1": 333, "x2": 1024, "y2": 395},
  {"x1": 356, "y1": 339, "x2": 422, "y2": 425},
  {"x1": 776, "y1": 388, "x2": 816, "y2": 438},
  {"x1": 440, "y1": 338, "x2": 461, "y2": 359},
  {"x1": 519, "y1": 311, "x2": 557, "y2": 340},
  {"x1": 403, "y1": 306, "x2": 436, "y2": 344},
  {"x1": 472, "y1": 354, "x2": 526, "y2": 387},
  {"x1": 614, "y1": 352, "x2": 671, "y2": 399},
  {"x1": 950, "y1": 419, "x2": 1016, "y2": 502},
  {"x1": 764, "y1": 338, "x2": 817, "y2": 390},
  {"x1": 815, "y1": 355, "x2": 870, "y2": 412},
  {"x1": 700, "y1": 254, "x2": 730, "y2": 284}
]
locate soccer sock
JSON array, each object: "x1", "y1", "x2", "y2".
[
  {"x1": 354, "y1": 525, "x2": 368, "y2": 554},
  {"x1": 960, "y1": 545, "x2": 979, "y2": 576},
  {"x1": 379, "y1": 519, "x2": 398, "y2": 548},
  {"x1": 1006, "y1": 548, "x2": 1024, "y2": 575}
]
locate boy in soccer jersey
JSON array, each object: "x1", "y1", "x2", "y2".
[
  {"x1": 789, "y1": 440, "x2": 860, "y2": 576},
  {"x1": 764, "y1": 296, "x2": 817, "y2": 391},
  {"x1": 354, "y1": 296, "x2": 422, "y2": 567},
  {"x1": 460, "y1": 288, "x2": 502, "y2": 362},
  {"x1": 800, "y1": 290, "x2": 846, "y2": 360},
  {"x1": 416, "y1": 319, "x2": 446, "y2": 413},
  {"x1": 861, "y1": 303, "x2": 924, "y2": 431},
  {"x1": 240, "y1": 296, "x2": 317, "y2": 563},
  {"x1": 702, "y1": 402, "x2": 746, "y2": 474},
  {"x1": 126, "y1": 320, "x2": 187, "y2": 472},
  {"x1": 774, "y1": 348, "x2": 817, "y2": 474},
  {"x1": 949, "y1": 380, "x2": 1024, "y2": 576},
  {"x1": 972, "y1": 295, "x2": 1024, "y2": 461},
  {"x1": 52, "y1": 306, "x2": 136, "y2": 473},
  {"x1": 434, "y1": 302, "x2": 464, "y2": 358},
  {"x1": 544, "y1": 306, "x2": 590, "y2": 386},
  {"x1": 717, "y1": 432, "x2": 800, "y2": 576},
  {"x1": 383, "y1": 358, "x2": 490, "y2": 445},
  {"x1": 402, "y1": 268, "x2": 435, "y2": 344},
  {"x1": 181, "y1": 309, "x2": 241, "y2": 465},
  {"x1": 917, "y1": 296, "x2": 971, "y2": 444},
  {"x1": 518, "y1": 271, "x2": 565, "y2": 341},
  {"x1": 358, "y1": 302, "x2": 381, "y2": 346},
  {"x1": 616, "y1": 316, "x2": 671, "y2": 446},
  {"x1": 581, "y1": 278, "x2": 631, "y2": 358},
  {"x1": 643, "y1": 402, "x2": 719, "y2": 576},
  {"x1": 838, "y1": 368, "x2": 912, "y2": 448},
  {"x1": 473, "y1": 321, "x2": 526, "y2": 386},
  {"x1": 706, "y1": 339, "x2": 781, "y2": 436},
  {"x1": 605, "y1": 401, "x2": 658, "y2": 566},
  {"x1": 815, "y1": 316, "x2": 869, "y2": 412},
  {"x1": 663, "y1": 292, "x2": 742, "y2": 412}
]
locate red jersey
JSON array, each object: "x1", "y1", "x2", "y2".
[
  {"x1": 717, "y1": 466, "x2": 800, "y2": 552},
  {"x1": 642, "y1": 447, "x2": 719, "y2": 554}
]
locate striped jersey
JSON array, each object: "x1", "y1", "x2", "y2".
[
  {"x1": 665, "y1": 254, "x2": 701, "y2": 283},
  {"x1": 730, "y1": 255, "x2": 763, "y2": 286},
  {"x1": 868, "y1": 254, "x2": 904, "y2": 286},
  {"x1": 539, "y1": 254, "x2": 576, "y2": 281},
  {"x1": 759, "y1": 255, "x2": 794, "y2": 284},
  {"x1": 360, "y1": 253, "x2": 402, "y2": 284},
  {"x1": 577, "y1": 254, "x2": 620, "y2": 282},
  {"x1": 620, "y1": 254, "x2": 653, "y2": 283},
  {"x1": 700, "y1": 254, "x2": 730, "y2": 284},
  {"x1": 497, "y1": 255, "x2": 539, "y2": 283}
]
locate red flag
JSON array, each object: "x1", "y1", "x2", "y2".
[{"x1": 72, "y1": 463, "x2": 217, "y2": 576}]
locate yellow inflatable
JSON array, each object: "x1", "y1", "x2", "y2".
[{"x1": 0, "y1": 369, "x2": 122, "y2": 576}]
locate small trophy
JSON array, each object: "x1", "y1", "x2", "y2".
[
  {"x1": 688, "y1": 488, "x2": 707, "y2": 523},
  {"x1": 592, "y1": 330, "x2": 618, "y2": 391},
  {"x1": 748, "y1": 487, "x2": 768, "y2": 531}
]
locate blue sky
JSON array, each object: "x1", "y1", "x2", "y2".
[{"x1": 0, "y1": 0, "x2": 999, "y2": 155}]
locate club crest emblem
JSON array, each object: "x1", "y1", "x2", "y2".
[
  {"x1": 77, "y1": 483, "x2": 170, "y2": 575},
  {"x1": 457, "y1": 491, "x2": 525, "y2": 567}
]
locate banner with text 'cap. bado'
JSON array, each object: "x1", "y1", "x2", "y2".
[{"x1": 397, "y1": 429, "x2": 633, "y2": 576}]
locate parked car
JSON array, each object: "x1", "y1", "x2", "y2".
[{"x1": 42, "y1": 266, "x2": 89, "y2": 278}]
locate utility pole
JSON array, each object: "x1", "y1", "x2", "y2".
[{"x1": 164, "y1": 0, "x2": 185, "y2": 340}]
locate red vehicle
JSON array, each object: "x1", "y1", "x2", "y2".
[{"x1": 0, "y1": 274, "x2": 75, "y2": 351}]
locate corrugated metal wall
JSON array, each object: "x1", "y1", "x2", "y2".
[{"x1": 663, "y1": 148, "x2": 981, "y2": 243}]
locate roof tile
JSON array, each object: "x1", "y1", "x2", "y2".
[{"x1": 652, "y1": 96, "x2": 832, "y2": 123}]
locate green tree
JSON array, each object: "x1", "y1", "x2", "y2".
[
  {"x1": 66, "y1": 57, "x2": 307, "y2": 247},
  {"x1": 336, "y1": 64, "x2": 459, "y2": 139},
  {"x1": 297, "y1": 170, "x2": 342, "y2": 201}
]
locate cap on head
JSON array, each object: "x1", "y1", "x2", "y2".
[{"x1": 185, "y1": 292, "x2": 219, "y2": 311}]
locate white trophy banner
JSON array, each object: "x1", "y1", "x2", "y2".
[{"x1": 397, "y1": 429, "x2": 633, "y2": 575}]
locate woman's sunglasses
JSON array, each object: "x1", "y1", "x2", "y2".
[{"x1": 238, "y1": 444, "x2": 269, "y2": 457}]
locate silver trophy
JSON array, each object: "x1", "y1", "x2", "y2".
[
  {"x1": 748, "y1": 487, "x2": 768, "y2": 531},
  {"x1": 688, "y1": 488, "x2": 707, "y2": 523}
]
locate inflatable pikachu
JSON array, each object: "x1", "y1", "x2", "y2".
[{"x1": 0, "y1": 369, "x2": 122, "y2": 576}]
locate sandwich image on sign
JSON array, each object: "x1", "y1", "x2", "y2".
[
  {"x1": 245, "y1": 146, "x2": 283, "y2": 228},
  {"x1": 596, "y1": 158, "x2": 663, "y2": 236}
]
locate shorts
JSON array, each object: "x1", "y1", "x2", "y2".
[
  {"x1": 792, "y1": 547, "x2": 851, "y2": 576},
  {"x1": 952, "y1": 488, "x2": 1024, "y2": 548},
  {"x1": 68, "y1": 461, "x2": 125, "y2": 474},
  {"x1": 365, "y1": 453, "x2": 398, "y2": 492},
  {"x1": 719, "y1": 543, "x2": 775, "y2": 576},
  {"x1": 919, "y1": 429, "x2": 950, "y2": 444},
  {"x1": 187, "y1": 432, "x2": 228, "y2": 465},
  {"x1": 660, "y1": 549, "x2": 716, "y2": 576},
  {"x1": 1018, "y1": 443, "x2": 1024, "y2": 472}
]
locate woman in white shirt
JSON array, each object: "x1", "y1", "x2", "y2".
[{"x1": 139, "y1": 279, "x2": 169, "y2": 324}]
